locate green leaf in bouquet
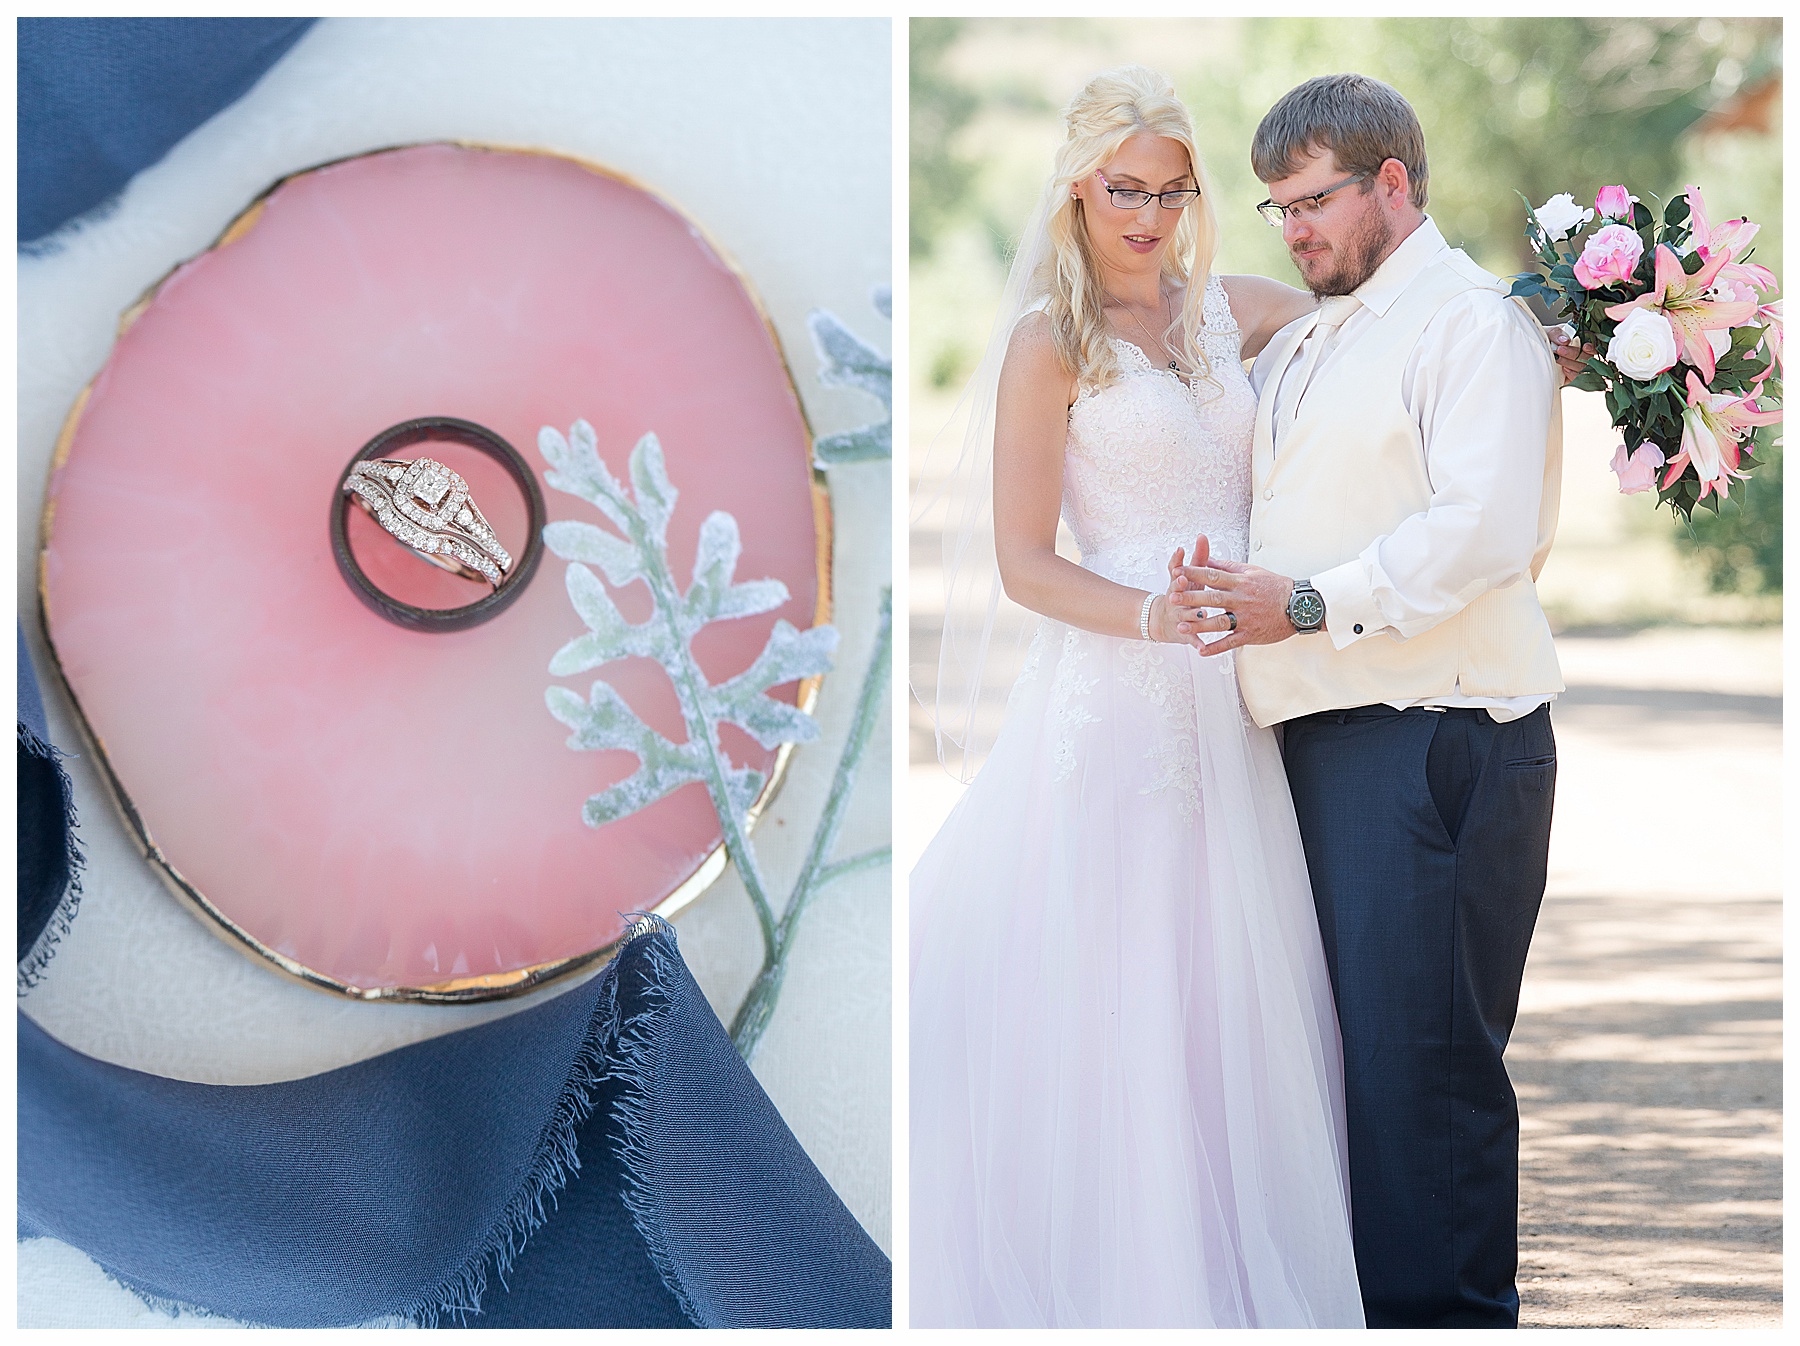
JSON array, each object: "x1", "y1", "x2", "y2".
[
  {"x1": 1662, "y1": 194, "x2": 1690, "y2": 228},
  {"x1": 1630, "y1": 200, "x2": 1654, "y2": 231},
  {"x1": 1681, "y1": 250, "x2": 1706, "y2": 277},
  {"x1": 1571, "y1": 369, "x2": 1606, "y2": 392}
]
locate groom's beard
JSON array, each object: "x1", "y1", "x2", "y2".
[{"x1": 1296, "y1": 206, "x2": 1396, "y2": 298}]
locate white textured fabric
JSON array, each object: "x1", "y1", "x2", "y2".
[
  {"x1": 1251, "y1": 216, "x2": 1559, "y2": 720},
  {"x1": 909, "y1": 279, "x2": 1362, "y2": 1327},
  {"x1": 17, "y1": 17, "x2": 890, "y2": 1320}
]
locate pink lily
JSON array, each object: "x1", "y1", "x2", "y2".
[
  {"x1": 1662, "y1": 370, "x2": 1782, "y2": 501},
  {"x1": 1683, "y1": 184, "x2": 1777, "y2": 294},
  {"x1": 1751, "y1": 301, "x2": 1782, "y2": 379},
  {"x1": 1684, "y1": 184, "x2": 1753, "y2": 259},
  {"x1": 1606, "y1": 245, "x2": 1757, "y2": 381}
]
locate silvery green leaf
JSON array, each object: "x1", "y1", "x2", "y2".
[
  {"x1": 705, "y1": 620, "x2": 838, "y2": 747},
  {"x1": 808, "y1": 309, "x2": 892, "y2": 409},
  {"x1": 628, "y1": 432, "x2": 678, "y2": 546},
  {"x1": 814, "y1": 423, "x2": 892, "y2": 465},
  {"x1": 544, "y1": 684, "x2": 591, "y2": 732},
  {"x1": 721, "y1": 694, "x2": 822, "y2": 750},
  {"x1": 714, "y1": 578, "x2": 788, "y2": 622},
  {"x1": 582, "y1": 763, "x2": 699, "y2": 827},
  {"x1": 543, "y1": 519, "x2": 644, "y2": 587},
  {"x1": 683, "y1": 511, "x2": 789, "y2": 629},
  {"x1": 547, "y1": 679, "x2": 654, "y2": 752},
  {"x1": 543, "y1": 419, "x2": 837, "y2": 842},
  {"x1": 541, "y1": 421, "x2": 632, "y2": 532},
  {"x1": 554, "y1": 564, "x2": 665, "y2": 671},
  {"x1": 546, "y1": 681, "x2": 706, "y2": 827},
  {"x1": 725, "y1": 764, "x2": 767, "y2": 819}
]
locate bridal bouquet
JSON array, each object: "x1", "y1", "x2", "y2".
[{"x1": 1510, "y1": 184, "x2": 1782, "y2": 518}]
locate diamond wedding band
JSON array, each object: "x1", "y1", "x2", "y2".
[{"x1": 345, "y1": 456, "x2": 513, "y2": 587}]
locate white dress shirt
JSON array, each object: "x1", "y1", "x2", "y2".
[{"x1": 1251, "y1": 217, "x2": 1556, "y2": 721}]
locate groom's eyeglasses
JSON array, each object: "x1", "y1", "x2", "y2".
[
  {"x1": 1095, "y1": 172, "x2": 1201, "y2": 210},
  {"x1": 1256, "y1": 173, "x2": 1371, "y2": 226}
]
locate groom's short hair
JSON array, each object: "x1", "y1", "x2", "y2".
[{"x1": 1252, "y1": 73, "x2": 1429, "y2": 209}]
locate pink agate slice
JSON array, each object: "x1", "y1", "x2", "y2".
[{"x1": 42, "y1": 144, "x2": 822, "y2": 995}]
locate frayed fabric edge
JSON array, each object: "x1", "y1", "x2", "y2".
[
  {"x1": 17, "y1": 720, "x2": 85, "y2": 996},
  {"x1": 393, "y1": 914, "x2": 679, "y2": 1329},
  {"x1": 602, "y1": 916, "x2": 707, "y2": 1327},
  {"x1": 85, "y1": 1260, "x2": 406, "y2": 1329},
  {"x1": 57, "y1": 915, "x2": 695, "y2": 1329}
]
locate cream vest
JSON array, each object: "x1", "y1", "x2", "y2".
[{"x1": 1237, "y1": 251, "x2": 1564, "y2": 726}]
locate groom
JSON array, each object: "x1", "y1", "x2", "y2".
[{"x1": 1170, "y1": 74, "x2": 1561, "y2": 1328}]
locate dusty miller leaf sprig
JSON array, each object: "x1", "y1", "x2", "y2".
[
  {"x1": 807, "y1": 286, "x2": 891, "y2": 466},
  {"x1": 540, "y1": 420, "x2": 889, "y2": 1060}
]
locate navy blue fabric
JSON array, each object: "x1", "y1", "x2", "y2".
[
  {"x1": 20, "y1": 920, "x2": 891, "y2": 1326},
  {"x1": 18, "y1": 17, "x2": 315, "y2": 244},
  {"x1": 1282, "y1": 703, "x2": 1556, "y2": 1328},
  {"x1": 18, "y1": 628, "x2": 77, "y2": 966},
  {"x1": 21, "y1": 951, "x2": 628, "y2": 1325},
  {"x1": 461, "y1": 939, "x2": 892, "y2": 1328}
]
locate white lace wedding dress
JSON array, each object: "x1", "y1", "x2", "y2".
[{"x1": 910, "y1": 276, "x2": 1363, "y2": 1327}]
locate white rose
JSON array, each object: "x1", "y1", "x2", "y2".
[
  {"x1": 1535, "y1": 192, "x2": 1594, "y2": 241},
  {"x1": 1606, "y1": 308, "x2": 1680, "y2": 381}
]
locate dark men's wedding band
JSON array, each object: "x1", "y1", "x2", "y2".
[
  {"x1": 1225, "y1": 610, "x2": 1238, "y2": 633},
  {"x1": 331, "y1": 416, "x2": 546, "y2": 633}
]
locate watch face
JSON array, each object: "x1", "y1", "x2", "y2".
[{"x1": 1291, "y1": 590, "x2": 1326, "y2": 629}]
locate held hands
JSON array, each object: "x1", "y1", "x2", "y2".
[{"x1": 1164, "y1": 533, "x2": 1296, "y2": 655}]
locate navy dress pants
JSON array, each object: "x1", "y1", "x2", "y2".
[{"x1": 1282, "y1": 703, "x2": 1555, "y2": 1328}]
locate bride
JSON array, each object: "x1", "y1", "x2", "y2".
[{"x1": 909, "y1": 66, "x2": 1363, "y2": 1327}]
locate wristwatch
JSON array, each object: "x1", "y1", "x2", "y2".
[{"x1": 1286, "y1": 579, "x2": 1326, "y2": 633}]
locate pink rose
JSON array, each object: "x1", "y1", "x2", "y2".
[
  {"x1": 1573, "y1": 223, "x2": 1644, "y2": 289},
  {"x1": 1610, "y1": 442, "x2": 1665, "y2": 495},
  {"x1": 1595, "y1": 184, "x2": 1634, "y2": 219}
]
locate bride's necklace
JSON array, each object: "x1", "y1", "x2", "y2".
[{"x1": 1114, "y1": 288, "x2": 1183, "y2": 377}]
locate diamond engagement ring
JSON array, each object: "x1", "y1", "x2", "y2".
[
  {"x1": 331, "y1": 416, "x2": 545, "y2": 633},
  {"x1": 345, "y1": 456, "x2": 512, "y2": 586}
]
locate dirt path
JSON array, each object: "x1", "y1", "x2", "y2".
[{"x1": 1512, "y1": 628, "x2": 1782, "y2": 1328}]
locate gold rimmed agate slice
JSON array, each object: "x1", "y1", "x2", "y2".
[{"x1": 38, "y1": 143, "x2": 829, "y2": 1002}]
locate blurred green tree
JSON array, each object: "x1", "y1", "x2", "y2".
[{"x1": 910, "y1": 18, "x2": 976, "y2": 260}]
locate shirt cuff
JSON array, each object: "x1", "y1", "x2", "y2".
[{"x1": 1311, "y1": 560, "x2": 1384, "y2": 651}]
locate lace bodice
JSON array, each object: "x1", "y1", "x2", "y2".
[{"x1": 1062, "y1": 275, "x2": 1256, "y2": 591}]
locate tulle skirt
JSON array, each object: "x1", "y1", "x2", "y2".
[{"x1": 910, "y1": 623, "x2": 1363, "y2": 1327}]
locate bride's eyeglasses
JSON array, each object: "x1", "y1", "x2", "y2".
[
  {"x1": 1256, "y1": 173, "x2": 1371, "y2": 226},
  {"x1": 1094, "y1": 172, "x2": 1200, "y2": 210}
]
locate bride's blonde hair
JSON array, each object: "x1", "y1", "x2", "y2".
[{"x1": 1039, "y1": 66, "x2": 1220, "y2": 394}]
